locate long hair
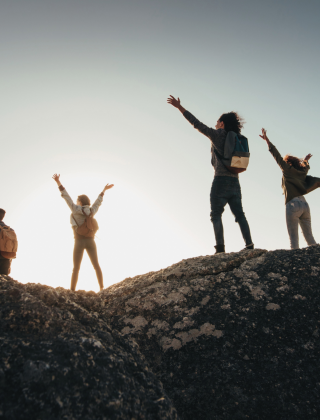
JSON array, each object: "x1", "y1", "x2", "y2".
[
  {"x1": 219, "y1": 112, "x2": 244, "y2": 134},
  {"x1": 283, "y1": 155, "x2": 307, "y2": 171},
  {"x1": 77, "y1": 195, "x2": 91, "y2": 206}
]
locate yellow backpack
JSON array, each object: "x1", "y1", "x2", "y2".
[{"x1": 0, "y1": 226, "x2": 18, "y2": 252}]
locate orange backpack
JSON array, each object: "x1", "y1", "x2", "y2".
[
  {"x1": 72, "y1": 209, "x2": 99, "y2": 238},
  {"x1": 0, "y1": 226, "x2": 18, "y2": 253}
]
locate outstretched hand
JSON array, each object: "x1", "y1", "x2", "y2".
[
  {"x1": 167, "y1": 95, "x2": 181, "y2": 108},
  {"x1": 304, "y1": 153, "x2": 313, "y2": 162},
  {"x1": 103, "y1": 184, "x2": 114, "y2": 193},
  {"x1": 52, "y1": 174, "x2": 61, "y2": 186},
  {"x1": 259, "y1": 128, "x2": 270, "y2": 146},
  {"x1": 167, "y1": 95, "x2": 186, "y2": 114}
]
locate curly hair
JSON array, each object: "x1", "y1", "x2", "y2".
[
  {"x1": 219, "y1": 112, "x2": 244, "y2": 134},
  {"x1": 283, "y1": 155, "x2": 307, "y2": 171},
  {"x1": 77, "y1": 195, "x2": 91, "y2": 206}
]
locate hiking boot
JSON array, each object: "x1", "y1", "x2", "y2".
[
  {"x1": 242, "y1": 243, "x2": 254, "y2": 250},
  {"x1": 214, "y1": 244, "x2": 225, "y2": 254}
]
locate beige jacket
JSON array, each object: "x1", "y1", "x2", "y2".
[{"x1": 60, "y1": 188, "x2": 104, "y2": 228}]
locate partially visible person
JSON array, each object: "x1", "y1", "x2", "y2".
[
  {"x1": 0, "y1": 209, "x2": 17, "y2": 275},
  {"x1": 52, "y1": 174, "x2": 114, "y2": 291},
  {"x1": 260, "y1": 128, "x2": 320, "y2": 249},
  {"x1": 167, "y1": 95, "x2": 253, "y2": 253}
]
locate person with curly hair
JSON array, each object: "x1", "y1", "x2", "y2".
[
  {"x1": 260, "y1": 128, "x2": 320, "y2": 249},
  {"x1": 167, "y1": 95, "x2": 253, "y2": 253}
]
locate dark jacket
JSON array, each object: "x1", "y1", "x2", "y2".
[
  {"x1": 268, "y1": 142, "x2": 320, "y2": 204},
  {"x1": 183, "y1": 110, "x2": 238, "y2": 178}
]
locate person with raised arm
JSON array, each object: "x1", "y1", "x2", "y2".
[
  {"x1": 52, "y1": 174, "x2": 114, "y2": 291},
  {"x1": 260, "y1": 128, "x2": 320, "y2": 249},
  {"x1": 167, "y1": 95, "x2": 253, "y2": 253}
]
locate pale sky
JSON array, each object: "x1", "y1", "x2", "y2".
[{"x1": 1, "y1": 0, "x2": 320, "y2": 291}]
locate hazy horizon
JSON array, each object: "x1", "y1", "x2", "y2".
[{"x1": 1, "y1": 0, "x2": 320, "y2": 291}]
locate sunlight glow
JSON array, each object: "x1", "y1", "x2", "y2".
[{"x1": 11, "y1": 174, "x2": 201, "y2": 292}]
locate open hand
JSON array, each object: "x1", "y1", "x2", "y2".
[
  {"x1": 259, "y1": 128, "x2": 268, "y2": 141},
  {"x1": 103, "y1": 184, "x2": 114, "y2": 192},
  {"x1": 52, "y1": 173, "x2": 61, "y2": 184},
  {"x1": 167, "y1": 95, "x2": 181, "y2": 108},
  {"x1": 259, "y1": 128, "x2": 271, "y2": 146}
]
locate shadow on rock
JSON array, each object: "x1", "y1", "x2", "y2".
[{"x1": 0, "y1": 277, "x2": 178, "y2": 420}]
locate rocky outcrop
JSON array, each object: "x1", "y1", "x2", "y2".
[
  {"x1": 2, "y1": 246, "x2": 320, "y2": 420},
  {"x1": 101, "y1": 247, "x2": 320, "y2": 420},
  {"x1": 0, "y1": 278, "x2": 178, "y2": 420}
]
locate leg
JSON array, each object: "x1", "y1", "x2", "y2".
[
  {"x1": 0, "y1": 257, "x2": 11, "y2": 275},
  {"x1": 85, "y1": 239, "x2": 104, "y2": 290},
  {"x1": 210, "y1": 178, "x2": 229, "y2": 246},
  {"x1": 299, "y1": 201, "x2": 317, "y2": 246},
  {"x1": 286, "y1": 199, "x2": 301, "y2": 249},
  {"x1": 228, "y1": 184, "x2": 253, "y2": 247},
  {"x1": 71, "y1": 239, "x2": 85, "y2": 291}
]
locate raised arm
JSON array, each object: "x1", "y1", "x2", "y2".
[
  {"x1": 91, "y1": 184, "x2": 114, "y2": 215},
  {"x1": 259, "y1": 128, "x2": 290, "y2": 172},
  {"x1": 52, "y1": 173, "x2": 79, "y2": 212},
  {"x1": 52, "y1": 173, "x2": 62, "y2": 187},
  {"x1": 167, "y1": 95, "x2": 217, "y2": 140}
]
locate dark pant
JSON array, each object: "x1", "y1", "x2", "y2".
[
  {"x1": 71, "y1": 237, "x2": 103, "y2": 291},
  {"x1": 210, "y1": 176, "x2": 252, "y2": 247},
  {"x1": 0, "y1": 255, "x2": 11, "y2": 275}
]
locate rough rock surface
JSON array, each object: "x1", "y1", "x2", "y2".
[
  {"x1": 2, "y1": 246, "x2": 320, "y2": 420},
  {"x1": 0, "y1": 278, "x2": 178, "y2": 419},
  {"x1": 101, "y1": 247, "x2": 320, "y2": 420}
]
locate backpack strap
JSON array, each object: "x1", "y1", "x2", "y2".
[
  {"x1": 72, "y1": 214, "x2": 79, "y2": 227},
  {"x1": 72, "y1": 208, "x2": 92, "y2": 228}
]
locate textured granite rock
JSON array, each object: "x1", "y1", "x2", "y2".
[
  {"x1": 2, "y1": 246, "x2": 320, "y2": 419},
  {"x1": 101, "y1": 247, "x2": 320, "y2": 420},
  {"x1": 0, "y1": 278, "x2": 178, "y2": 420}
]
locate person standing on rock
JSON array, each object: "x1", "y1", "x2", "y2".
[
  {"x1": 167, "y1": 95, "x2": 253, "y2": 253},
  {"x1": 0, "y1": 209, "x2": 17, "y2": 275},
  {"x1": 260, "y1": 128, "x2": 320, "y2": 249},
  {"x1": 52, "y1": 174, "x2": 114, "y2": 291}
]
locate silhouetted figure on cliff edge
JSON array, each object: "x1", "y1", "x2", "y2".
[
  {"x1": 167, "y1": 95, "x2": 253, "y2": 253},
  {"x1": 53, "y1": 174, "x2": 114, "y2": 291},
  {"x1": 0, "y1": 209, "x2": 18, "y2": 275},
  {"x1": 260, "y1": 128, "x2": 320, "y2": 249}
]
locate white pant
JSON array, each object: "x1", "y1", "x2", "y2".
[{"x1": 286, "y1": 196, "x2": 317, "y2": 249}]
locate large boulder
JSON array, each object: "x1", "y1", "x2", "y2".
[
  {"x1": 101, "y1": 247, "x2": 320, "y2": 420},
  {"x1": 0, "y1": 277, "x2": 178, "y2": 420},
  {"x1": 2, "y1": 246, "x2": 320, "y2": 420}
]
